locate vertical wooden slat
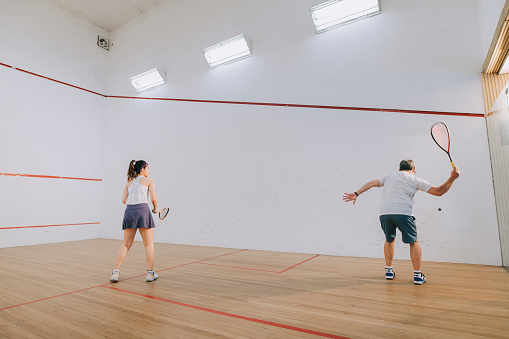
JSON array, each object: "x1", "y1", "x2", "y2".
[
  {"x1": 489, "y1": 74, "x2": 496, "y2": 109},
  {"x1": 490, "y1": 21, "x2": 509, "y2": 72},
  {"x1": 485, "y1": 82, "x2": 509, "y2": 266},
  {"x1": 481, "y1": 73, "x2": 509, "y2": 114},
  {"x1": 482, "y1": 74, "x2": 489, "y2": 113},
  {"x1": 484, "y1": 0, "x2": 509, "y2": 72}
]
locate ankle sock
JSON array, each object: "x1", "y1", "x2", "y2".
[{"x1": 414, "y1": 270, "x2": 421, "y2": 275}]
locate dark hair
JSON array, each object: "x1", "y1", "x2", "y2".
[
  {"x1": 399, "y1": 159, "x2": 415, "y2": 171},
  {"x1": 127, "y1": 160, "x2": 148, "y2": 181}
]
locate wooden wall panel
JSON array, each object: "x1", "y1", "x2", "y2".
[{"x1": 481, "y1": 72, "x2": 509, "y2": 113}]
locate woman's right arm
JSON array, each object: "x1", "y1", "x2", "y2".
[
  {"x1": 148, "y1": 179, "x2": 158, "y2": 213},
  {"x1": 122, "y1": 183, "x2": 129, "y2": 204}
]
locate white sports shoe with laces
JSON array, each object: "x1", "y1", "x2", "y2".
[
  {"x1": 385, "y1": 267, "x2": 395, "y2": 280},
  {"x1": 146, "y1": 270, "x2": 159, "y2": 282},
  {"x1": 110, "y1": 270, "x2": 120, "y2": 282}
]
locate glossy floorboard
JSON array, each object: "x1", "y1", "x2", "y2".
[{"x1": 0, "y1": 239, "x2": 508, "y2": 338}]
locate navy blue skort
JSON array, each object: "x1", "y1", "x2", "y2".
[{"x1": 122, "y1": 203, "x2": 155, "y2": 230}]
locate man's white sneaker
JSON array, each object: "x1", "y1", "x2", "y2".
[{"x1": 414, "y1": 272, "x2": 426, "y2": 285}]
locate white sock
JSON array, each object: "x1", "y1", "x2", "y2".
[
  {"x1": 414, "y1": 270, "x2": 421, "y2": 275},
  {"x1": 386, "y1": 266, "x2": 393, "y2": 270}
]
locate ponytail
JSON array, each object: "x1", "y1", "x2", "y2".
[
  {"x1": 127, "y1": 160, "x2": 137, "y2": 181},
  {"x1": 127, "y1": 160, "x2": 148, "y2": 181}
]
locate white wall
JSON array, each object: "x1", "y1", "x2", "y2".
[
  {"x1": 101, "y1": 98, "x2": 500, "y2": 265},
  {"x1": 107, "y1": 0, "x2": 485, "y2": 114},
  {"x1": 1, "y1": 0, "x2": 502, "y2": 265},
  {"x1": 99, "y1": 0, "x2": 501, "y2": 265},
  {"x1": 478, "y1": 0, "x2": 506, "y2": 67},
  {"x1": 0, "y1": 0, "x2": 109, "y2": 93},
  {"x1": 0, "y1": 0, "x2": 108, "y2": 247}
]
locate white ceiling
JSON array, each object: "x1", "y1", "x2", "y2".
[{"x1": 45, "y1": 0, "x2": 168, "y2": 32}]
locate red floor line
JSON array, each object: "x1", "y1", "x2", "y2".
[
  {"x1": 0, "y1": 172, "x2": 102, "y2": 181},
  {"x1": 156, "y1": 248, "x2": 248, "y2": 273},
  {"x1": 0, "y1": 284, "x2": 109, "y2": 312},
  {"x1": 196, "y1": 262, "x2": 281, "y2": 273},
  {"x1": 1, "y1": 62, "x2": 483, "y2": 118},
  {"x1": 194, "y1": 248, "x2": 248, "y2": 262},
  {"x1": 0, "y1": 222, "x2": 100, "y2": 230},
  {"x1": 0, "y1": 249, "x2": 248, "y2": 311},
  {"x1": 279, "y1": 254, "x2": 321, "y2": 273},
  {"x1": 102, "y1": 286, "x2": 349, "y2": 339},
  {"x1": 115, "y1": 249, "x2": 248, "y2": 281}
]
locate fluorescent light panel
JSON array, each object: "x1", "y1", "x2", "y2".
[
  {"x1": 310, "y1": 0, "x2": 380, "y2": 33},
  {"x1": 202, "y1": 35, "x2": 251, "y2": 68},
  {"x1": 129, "y1": 68, "x2": 166, "y2": 92}
]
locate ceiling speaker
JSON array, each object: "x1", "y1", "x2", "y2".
[{"x1": 97, "y1": 36, "x2": 110, "y2": 50}]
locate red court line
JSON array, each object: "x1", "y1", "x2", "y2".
[
  {"x1": 156, "y1": 248, "x2": 248, "y2": 273},
  {"x1": 0, "y1": 222, "x2": 100, "y2": 230},
  {"x1": 0, "y1": 172, "x2": 101, "y2": 181},
  {"x1": 280, "y1": 254, "x2": 321, "y2": 273},
  {"x1": 0, "y1": 249, "x2": 247, "y2": 311},
  {"x1": 1, "y1": 62, "x2": 483, "y2": 117},
  {"x1": 103, "y1": 286, "x2": 349, "y2": 339},
  {"x1": 108, "y1": 95, "x2": 484, "y2": 117},
  {"x1": 196, "y1": 254, "x2": 320, "y2": 273},
  {"x1": 0, "y1": 284, "x2": 108, "y2": 312},
  {"x1": 119, "y1": 249, "x2": 249, "y2": 281},
  {"x1": 0, "y1": 62, "x2": 105, "y2": 97},
  {"x1": 197, "y1": 262, "x2": 281, "y2": 273}
]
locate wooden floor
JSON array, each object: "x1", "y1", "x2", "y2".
[{"x1": 0, "y1": 239, "x2": 508, "y2": 339}]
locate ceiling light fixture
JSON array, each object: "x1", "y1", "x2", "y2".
[
  {"x1": 129, "y1": 68, "x2": 166, "y2": 92},
  {"x1": 310, "y1": 0, "x2": 380, "y2": 34},
  {"x1": 202, "y1": 34, "x2": 252, "y2": 68}
]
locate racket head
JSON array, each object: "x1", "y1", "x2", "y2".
[
  {"x1": 430, "y1": 122, "x2": 450, "y2": 153},
  {"x1": 159, "y1": 207, "x2": 169, "y2": 220},
  {"x1": 431, "y1": 122, "x2": 454, "y2": 166}
]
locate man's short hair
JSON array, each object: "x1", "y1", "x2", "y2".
[{"x1": 400, "y1": 159, "x2": 415, "y2": 171}]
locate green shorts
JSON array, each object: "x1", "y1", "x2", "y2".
[{"x1": 379, "y1": 214, "x2": 417, "y2": 244}]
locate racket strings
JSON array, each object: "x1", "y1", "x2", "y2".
[
  {"x1": 431, "y1": 122, "x2": 454, "y2": 165},
  {"x1": 159, "y1": 207, "x2": 169, "y2": 220},
  {"x1": 431, "y1": 123, "x2": 451, "y2": 153}
]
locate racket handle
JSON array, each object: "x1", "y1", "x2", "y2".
[{"x1": 450, "y1": 161, "x2": 456, "y2": 169}]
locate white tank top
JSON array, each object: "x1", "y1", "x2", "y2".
[{"x1": 126, "y1": 176, "x2": 149, "y2": 205}]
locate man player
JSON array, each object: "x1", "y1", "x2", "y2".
[{"x1": 343, "y1": 159, "x2": 460, "y2": 285}]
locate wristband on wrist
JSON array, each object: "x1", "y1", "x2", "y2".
[{"x1": 354, "y1": 192, "x2": 359, "y2": 197}]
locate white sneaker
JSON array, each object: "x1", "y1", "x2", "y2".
[
  {"x1": 414, "y1": 272, "x2": 426, "y2": 285},
  {"x1": 146, "y1": 270, "x2": 159, "y2": 282},
  {"x1": 110, "y1": 270, "x2": 120, "y2": 282}
]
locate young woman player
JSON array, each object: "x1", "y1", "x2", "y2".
[{"x1": 109, "y1": 160, "x2": 160, "y2": 282}]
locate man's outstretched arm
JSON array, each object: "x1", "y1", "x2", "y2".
[
  {"x1": 427, "y1": 167, "x2": 460, "y2": 196},
  {"x1": 343, "y1": 179, "x2": 381, "y2": 205}
]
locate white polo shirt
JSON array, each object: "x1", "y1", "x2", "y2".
[{"x1": 378, "y1": 171, "x2": 432, "y2": 216}]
